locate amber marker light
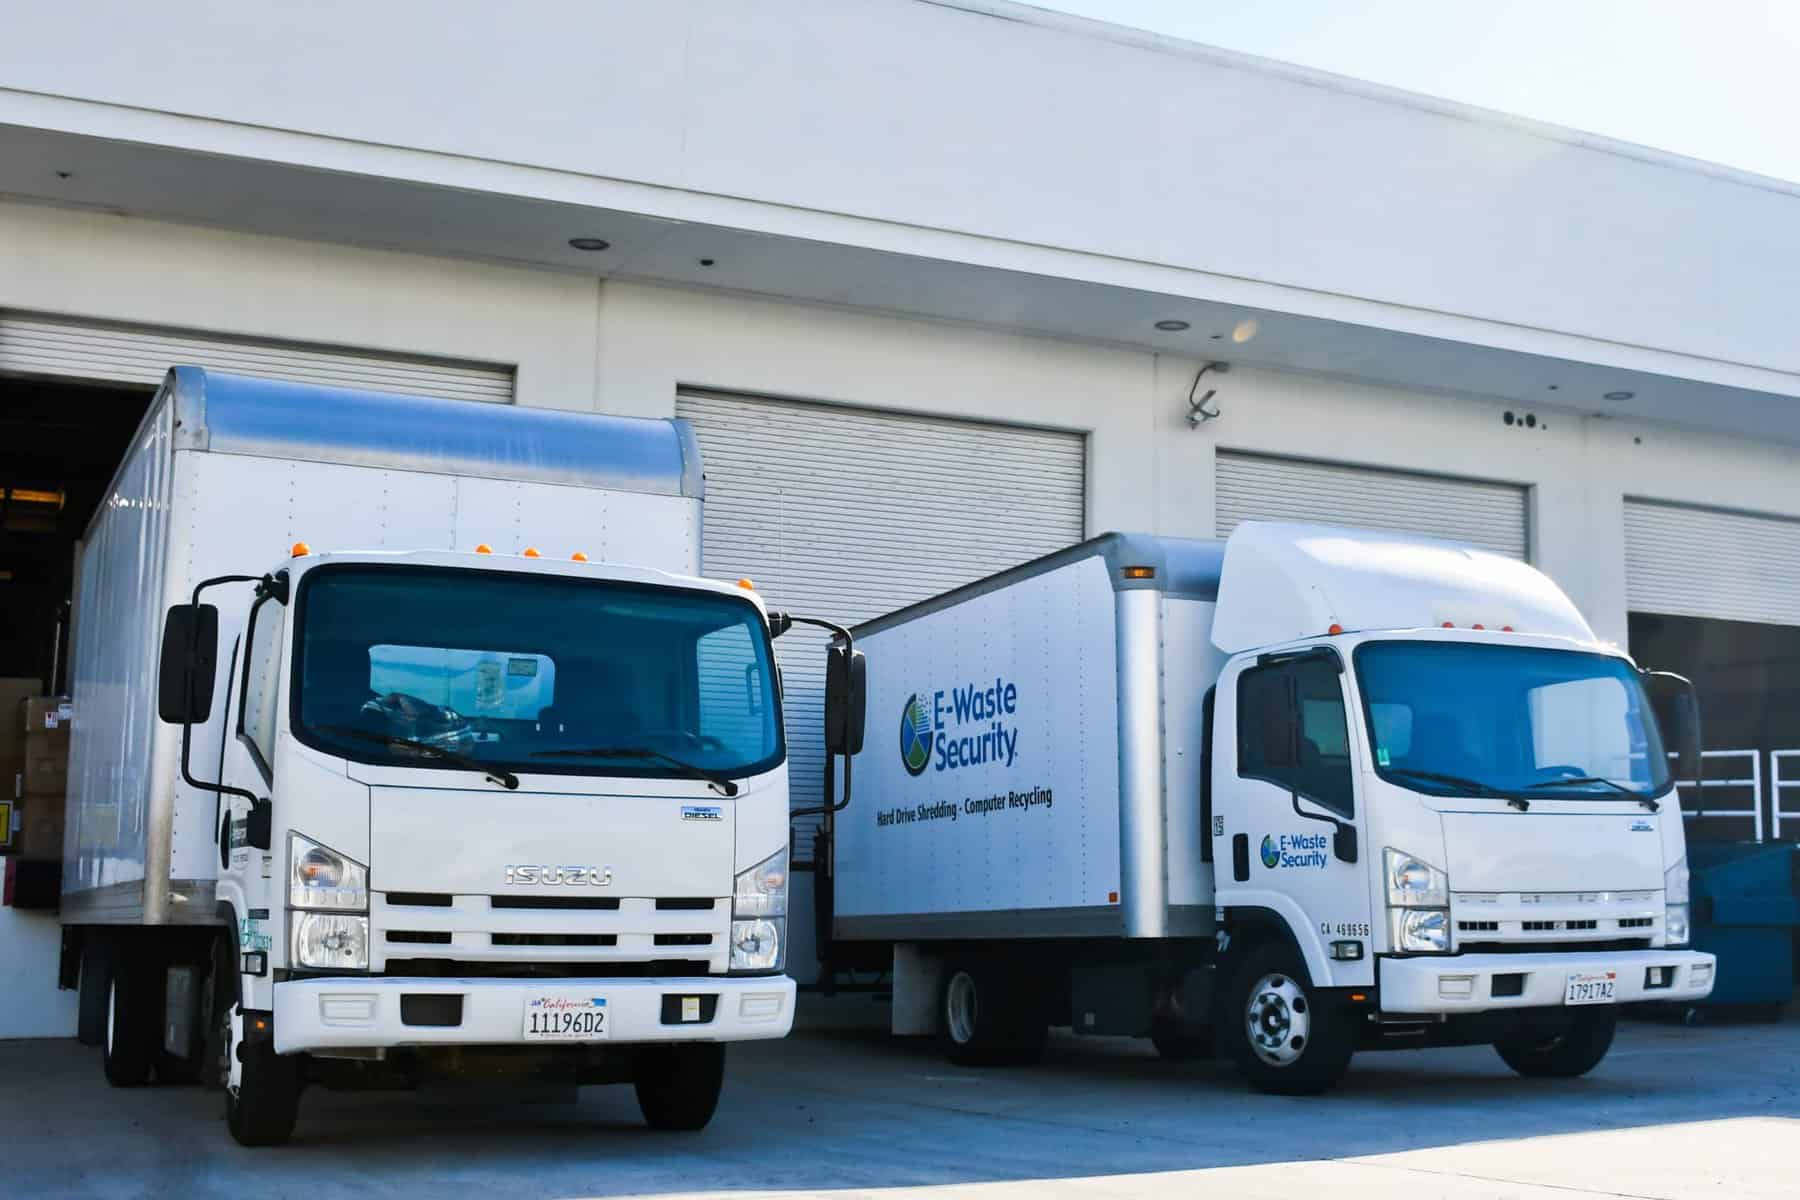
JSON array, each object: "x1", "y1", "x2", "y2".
[
  {"x1": 474, "y1": 544, "x2": 493, "y2": 554},
  {"x1": 290, "y1": 541, "x2": 311, "y2": 558},
  {"x1": 737, "y1": 578, "x2": 756, "y2": 591},
  {"x1": 571, "y1": 552, "x2": 589, "y2": 562},
  {"x1": 522, "y1": 547, "x2": 541, "y2": 558},
  {"x1": 1119, "y1": 565, "x2": 1156, "y2": 580}
]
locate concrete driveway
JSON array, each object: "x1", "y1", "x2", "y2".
[{"x1": 4, "y1": 1002, "x2": 1795, "y2": 1199}]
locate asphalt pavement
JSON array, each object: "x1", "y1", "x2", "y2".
[{"x1": 3, "y1": 998, "x2": 1794, "y2": 1199}]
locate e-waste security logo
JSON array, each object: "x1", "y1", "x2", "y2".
[
  {"x1": 900, "y1": 693, "x2": 932, "y2": 777},
  {"x1": 1260, "y1": 835, "x2": 1281, "y2": 869}
]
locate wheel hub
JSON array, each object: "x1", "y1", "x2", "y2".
[{"x1": 1245, "y1": 973, "x2": 1311, "y2": 1066}]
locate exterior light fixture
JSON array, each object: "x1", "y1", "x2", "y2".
[
  {"x1": 1604, "y1": 391, "x2": 1635, "y2": 401},
  {"x1": 1231, "y1": 318, "x2": 1260, "y2": 344},
  {"x1": 1154, "y1": 319, "x2": 1190, "y2": 332},
  {"x1": 568, "y1": 237, "x2": 611, "y2": 251}
]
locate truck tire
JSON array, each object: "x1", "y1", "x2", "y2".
[
  {"x1": 938, "y1": 959, "x2": 1048, "y2": 1067},
  {"x1": 1494, "y1": 1010, "x2": 1616, "y2": 1079},
  {"x1": 634, "y1": 1043, "x2": 727, "y2": 1131},
  {"x1": 1224, "y1": 944, "x2": 1355, "y2": 1095},
  {"x1": 215, "y1": 940, "x2": 303, "y2": 1146},
  {"x1": 101, "y1": 957, "x2": 157, "y2": 1087}
]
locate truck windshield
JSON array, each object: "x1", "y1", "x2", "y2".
[
  {"x1": 292, "y1": 565, "x2": 783, "y2": 782},
  {"x1": 1354, "y1": 641, "x2": 1672, "y2": 801}
]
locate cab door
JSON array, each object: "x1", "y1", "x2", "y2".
[{"x1": 1210, "y1": 646, "x2": 1374, "y2": 988}]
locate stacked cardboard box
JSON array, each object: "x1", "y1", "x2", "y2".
[
  {"x1": 8, "y1": 692, "x2": 70, "y2": 862},
  {"x1": 0, "y1": 678, "x2": 40, "y2": 856}
]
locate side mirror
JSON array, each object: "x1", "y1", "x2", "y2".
[
  {"x1": 824, "y1": 645, "x2": 867, "y2": 756},
  {"x1": 1334, "y1": 823, "x2": 1359, "y2": 864},
  {"x1": 1644, "y1": 670, "x2": 1703, "y2": 781},
  {"x1": 158, "y1": 604, "x2": 220, "y2": 725},
  {"x1": 1249, "y1": 675, "x2": 1300, "y2": 770}
]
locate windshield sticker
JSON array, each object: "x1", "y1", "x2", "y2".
[{"x1": 1376, "y1": 747, "x2": 1391, "y2": 766}]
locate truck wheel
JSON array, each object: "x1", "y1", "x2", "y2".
[
  {"x1": 938, "y1": 959, "x2": 1047, "y2": 1066},
  {"x1": 634, "y1": 1043, "x2": 726, "y2": 1131},
  {"x1": 1225, "y1": 944, "x2": 1355, "y2": 1095},
  {"x1": 1494, "y1": 1010, "x2": 1617, "y2": 1079},
  {"x1": 101, "y1": 958, "x2": 157, "y2": 1087},
  {"x1": 216, "y1": 943, "x2": 302, "y2": 1146}
]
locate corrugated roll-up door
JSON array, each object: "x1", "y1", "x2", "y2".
[
  {"x1": 1624, "y1": 499, "x2": 1800, "y2": 624},
  {"x1": 1216, "y1": 451, "x2": 1529, "y2": 559},
  {"x1": 676, "y1": 390, "x2": 1085, "y2": 840},
  {"x1": 0, "y1": 311, "x2": 513, "y2": 402}
]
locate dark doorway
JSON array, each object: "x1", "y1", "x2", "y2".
[
  {"x1": 1630, "y1": 612, "x2": 1800, "y2": 842},
  {"x1": 0, "y1": 375, "x2": 154, "y2": 687}
]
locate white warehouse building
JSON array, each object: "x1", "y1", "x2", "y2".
[{"x1": 2, "y1": 0, "x2": 1798, "y2": 1036}]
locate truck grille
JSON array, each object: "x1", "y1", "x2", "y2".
[
  {"x1": 371, "y1": 892, "x2": 728, "y2": 975},
  {"x1": 1451, "y1": 891, "x2": 1661, "y2": 949}
]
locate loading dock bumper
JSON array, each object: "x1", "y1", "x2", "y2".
[
  {"x1": 1378, "y1": 949, "x2": 1715, "y2": 1014},
  {"x1": 271, "y1": 974, "x2": 794, "y2": 1053}
]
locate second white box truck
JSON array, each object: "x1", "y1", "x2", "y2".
[
  {"x1": 818, "y1": 524, "x2": 1715, "y2": 1093},
  {"x1": 60, "y1": 368, "x2": 861, "y2": 1144}
]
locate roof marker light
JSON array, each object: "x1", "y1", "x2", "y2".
[
  {"x1": 1472, "y1": 623, "x2": 1486, "y2": 631},
  {"x1": 1327, "y1": 623, "x2": 1344, "y2": 636},
  {"x1": 474, "y1": 544, "x2": 492, "y2": 555},
  {"x1": 522, "y1": 547, "x2": 541, "y2": 558},
  {"x1": 571, "y1": 552, "x2": 589, "y2": 562},
  {"x1": 1442, "y1": 621, "x2": 1454, "y2": 628},
  {"x1": 290, "y1": 541, "x2": 311, "y2": 558},
  {"x1": 1502, "y1": 625, "x2": 1514, "y2": 632},
  {"x1": 737, "y1": 578, "x2": 756, "y2": 591}
]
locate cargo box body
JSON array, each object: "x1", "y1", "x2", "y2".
[
  {"x1": 63, "y1": 368, "x2": 704, "y2": 926},
  {"x1": 832, "y1": 535, "x2": 1227, "y2": 944}
]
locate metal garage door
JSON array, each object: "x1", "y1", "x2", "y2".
[
  {"x1": 1625, "y1": 498, "x2": 1800, "y2": 624},
  {"x1": 1216, "y1": 451, "x2": 1529, "y2": 559},
  {"x1": 0, "y1": 311, "x2": 513, "y2": 402},
  {"x1": 676, "y1": 390, "x2": 1085, "y2": 834}
]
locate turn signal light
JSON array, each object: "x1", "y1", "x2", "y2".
[
  {"x1": 290, "y1": 541, "x2": 311, "y2": 558},
  {"x1": 1120, "y1": 565, "x2": 1156, "y2": 579},
  {"x1": 522, "y1": 547, "x2": 541, "y2": 558},
  {"x1": 474, "y1": 544, "x2": 493, "y2": 554}
]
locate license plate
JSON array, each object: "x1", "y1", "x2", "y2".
[
  {"x1": 1564, "y1": 971, "x2": 1617, "y2": 1006},
  {"x1": 523, "y1": 994, "x2": 609, "y2": 1040}
]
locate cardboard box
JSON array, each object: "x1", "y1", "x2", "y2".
[
  {"x1": 22, "y1": 695, "x2": 72, "y2": 735},
  {"x1": 14, "y1": 796, "x2": 65, "y2": 861},
  {"x1": 22, "y1": 732, "x2": 68, "y2": 797}
]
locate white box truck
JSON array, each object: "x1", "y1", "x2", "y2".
[
  {"x1": 59, "y1": 367, "x2": 857, "y2": 1144},
  {"x1": 818, "y1": 524, "x2": 1715, "y2": 1093}
]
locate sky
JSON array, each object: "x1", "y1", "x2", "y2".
[{"x1": 1027, "y1": 1, "x2": 1800, "y2": 183}]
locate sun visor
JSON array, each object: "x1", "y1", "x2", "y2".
[{"x1": 1210, "y1": 522, "x2": 1595, "y2": 653}]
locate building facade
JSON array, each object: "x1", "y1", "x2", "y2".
[{"x1": 3, "y1": 0, "x2": 1798, "y2": 1031}]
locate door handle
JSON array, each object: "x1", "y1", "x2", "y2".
[{"x1": 1232, "y1": 833, "x2": 1250, "y2": 882}]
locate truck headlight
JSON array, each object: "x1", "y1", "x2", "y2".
[
  {"x1": 733, "y1": 846, "x2": 788, "y2": 919},
  {"x1": 1385, "y1": 847, "x2": 1449, "y2": 908},
  {"x1": 730, "y1": 917, "x2": 784, "y2": 972},
  {"x1": 291, "y1": 912, "x2": 369, "y2": 971},
  {"x1": 1665, "y1": 904, "x2": 1691, "y2": 946},
  {"x1": 289, "y1": 833, "x2": 368, "y2": 911},
  {"x1": 1391, "y1": 907, "x2": 1451, "y2": 954},
  {"x1": 1665, "y1": 858, "x2": 1689, "y2": 905}
]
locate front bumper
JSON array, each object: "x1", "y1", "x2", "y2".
[
  {"x1": 271, "y1": 974, "x2": 795, "y2": 1054},
  {"x1": 1378, "y1": 950, "x2": 1715, "y2": 1014}
]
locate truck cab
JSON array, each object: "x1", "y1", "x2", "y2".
[
  {"x1": 155, "y1": 548, "x2": 798, "y2": 1142},
  {"x1": 1206, "y1": 525, "x2": 1714, "y2": 1089}
]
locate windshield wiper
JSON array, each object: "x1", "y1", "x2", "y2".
[
  {"x1": 313, "y1": 724, "x2": 519, "y2": 790},
  {"x1": 1384, "y1": 767, "x2": 1530, "y2": 811},
  {"x1": 530, "y1": 746, "x2": 739, "y2": 797},
  {"x1": 1526, "y1": 776, "x2": 1659, "y2": 812}
]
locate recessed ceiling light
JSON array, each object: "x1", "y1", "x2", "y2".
[
  {"x1": 1154, "y1": 319, "x2": 1190, "y2": 332},
  {"x1": 1604, "y1": 390, "x2": 1634, "y2": 401},
  {"x1": 568, "y1": 237, "x2": 610, "y2": 251}
]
